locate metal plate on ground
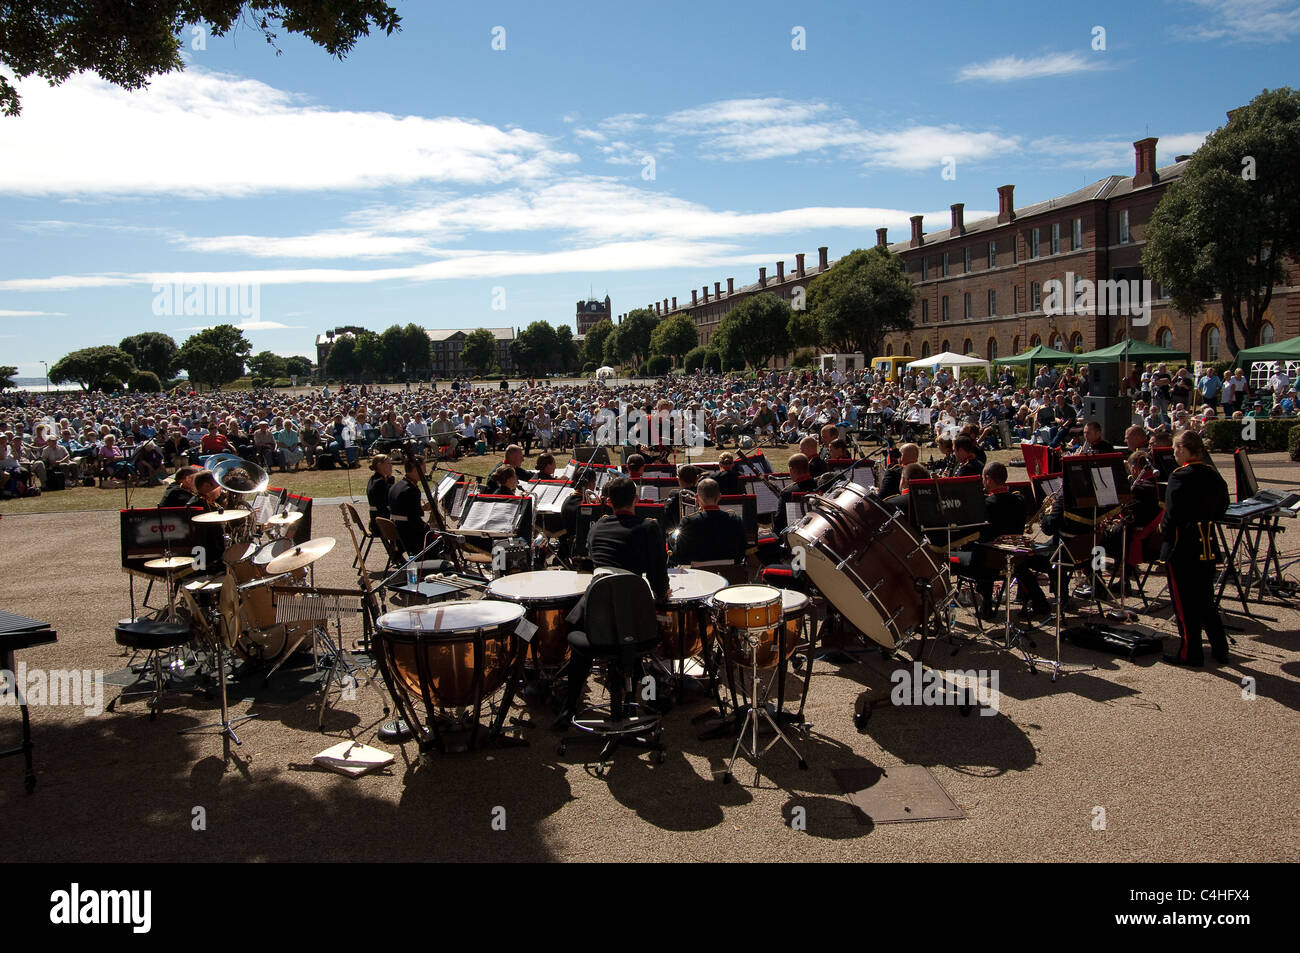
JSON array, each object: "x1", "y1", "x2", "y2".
[{"x1": 832, "y1": 765, "x2": 966, "y2": 824}]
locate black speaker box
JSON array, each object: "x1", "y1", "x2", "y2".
[
  {"x1": 1084, "y1": 396, "x2": 1132, "y2": 445},
  {"x1": 1087, "y1": 363, "x2": 1119, "y2": 398}
]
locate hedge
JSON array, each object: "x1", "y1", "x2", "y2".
[
  {"x1": 1203, "y1": 418, "x2": 1298, "y2": 453},
  {"x1": 1290, "y1": 425, "x2": 1300, "y2": 462}
]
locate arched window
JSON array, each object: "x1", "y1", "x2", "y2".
[
  {"x1": 987, "y1": 338, "x2": 998, "y2": 361},
  {"x1": 903, "y1": 341, "x2": 912, "y2": 356},
  {"x1": 1012, "y1": 335, "x2": 1021, "y2": 354},
  {"x1": 919, "y1": 340, "x2": 929, "y2": 358},
  {"x1": 1052, "y1": 333, "x2": 1065, "y2": 351},
  {"x1": 1202, "y1": 325, "x2": 1221, "y2": 361},
  {"x1": 885, "y1": 342, "x2": 894, "y2": 356},
  {"x1": 1116, "y1": 326, "x2": 1127, "y2": 344},
  {"x1": 941, "y1": 339, "x2": 951, "y2": 353},
  {"x1": 1261, "y1": 322, "x2": 1275, "y2": 345},
  {"x1": 962, "y1": 338, "x2": 973, "y2": 355},
  {"x1": 1157, "y1": 327, "x2": 1172, "y2": 349},
  {"x1": 1030, "y1": 334, "x2": 1041, "y2": 347},
  {"x1": 1069, "y1": 331, "x2": 1083, "y2": 352}
]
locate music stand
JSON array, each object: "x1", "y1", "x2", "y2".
[
  {"x1": 908, "y1": 476, "x2": 988, "y2": 654},
  {"x1": 717, "y1": 494, "x2": 759, "y2": 547}
]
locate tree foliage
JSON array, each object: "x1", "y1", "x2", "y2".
[
  {"x1": 247, "y1": 350, "x2": 288, "y2": 379},
  {"x1": 582, "y1": 318, "x2": 614, "y2": 367},
  {"x1": 510, "y1": 321, "x2": 560, "y2": 376},
  {"x1": 283, "y1": 355, "x2": 314, "y2": 378},
  {"x1": 1143, "y1": 87, "x2": 1300, "y2": 353},
  {"x1": 805, "y1": 246, "x2": 915, "y2": 355},
  {"x1": 325, "y1": 335, "x2": 358, "y2": 380},
  {"x1": 119, "y1": 332, "x2": 179, "y2": 379},
  {"x1": 0, "y1": 1, "x2": 402, "y2": 117},
  {"x1": 617, "y1": 309, "x2": 659, "y2": 367},
  {"x1": 0, "y1": 365, "x2": 18, "y2": 389},
  {"x1": 602, "y1": 326, "x2": 621, "y2": 367},
  {"x1": 462, "y1": 328, "x2": 498, "y2": 375},
  {"x1": 351, "y1": 330, "x2": 383, "y2": 379},
  {"x1": 49, "y1": 345, "x2": 137, "y2": 392},
  {"x1": 178, "y1": 324, "x2": 251, "y2": 388},
  {"x1": 712, "y1": 293, "x2": 792, "y2": 370},
  {"x1": 650, "y1": 313, "x2": 698, "y2": 366}
]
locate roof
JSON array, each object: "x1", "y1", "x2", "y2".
[{"x1": 426, "y1": 327, "x2": 514, "y2": 342}]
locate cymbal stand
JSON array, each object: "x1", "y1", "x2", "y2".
[
  {"x1": 180, "y1": 580, "x2": 257, "y2": 747},
  {"x1": 1022, "y1": 538, "x2": 1095, "y2": 682}
]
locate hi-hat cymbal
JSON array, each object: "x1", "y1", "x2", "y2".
[
  {"x1": 145, "y1": 555, "x2": 194, "y2": 570},
  {"x1": 265, "y1": 537, "x2": 336, "y2": 574},
  {"x1": 266, "y1": 511, "x2": 304, "y2": 526},
  {"x1": 193, "y1": 508, "x2": 252, "y2": 524}
]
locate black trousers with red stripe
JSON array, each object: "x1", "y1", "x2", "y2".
[{"x1": 1166, "y1": 559, "x2": 1228, "y2": 663}]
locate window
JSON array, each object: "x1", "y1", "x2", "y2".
[
  {"x1": 1073, "y1": 217, "x2": 1082, "y2": 250},
  {"x1": 1203, "y1": 325, "x2": 1221, "y2": 361},
  {"x1": 942, "y1": 296, "x2": 950, "y2": 322},
  {"x1": 941, "y1": 339, "x2": 951, "y2": 353},
  {"x1": 921, "y1": 299, "x2": 929, "y2": 323},
  {"x1": 942, "y1": 252, "x2": 949, "y2": 277},
  {"x1": 987, "y1": 338, "x2": 998, "y2": 361},
  {"x1": 988, "y1": 289, "x2": 997, "y2": 316},
  {"x1": 1157, "y1": 327, "x2": 1172, "y2": 349},
  {"x1": 1262, "y1": 322, "x2": 1276, "y2": 344},
  {"x1": 885, "y1": 342, "x2": 893, "y2": 356},
  {"x1": 1032, "y1": 281, "x2": 1042, "y2": 310},
  {"x1": 1030, "y1": 334, "x2": 1042, "y2": 347},
  {"x1": 1119, "y1": 209, "x2": 1130, "y2": 244},
  {"x1": 1051, "y1": 223, "x2": 1060, "y2": 255},
  {"x1": 1052, "y1": 334, "x2": 1065, "y2": 351},
  {"x1": 921, "y1": 256, "x2": 928, "y2": 280},
  {"x1": 1073, "y1": 274, "x2": 1086, "y2": 311},
  {"x1": 1012, "y1": 335, "x2": 1021, "y2": 353},
  {"x1": 919, "y1": 341, "x2": 929, "y2": 358},
  {"x1": 963, "y1": 338, "x2": 973, "y2": 355},
  {"x1": 964, "y1": 247, "x2": 971, "y2": 273},
  {"x1": 988, "y1": 240, "x2": 996, "y2": 269},
  {"x1": 1013, "y1": 286, "x2": 1019, "y2": 313},
  {"x1": 1030, "y1": 228, "x2": 1040, "y2": 258},
  {"x1": 904, "y1": 341, "x2": 912, "y2": 356},
  {"x1": 964, "y1": 293, "x2": 972, "y2": 319},
  {"x1": 1069, "y1": 331, "x2": 1083, "y2": 352},
  {"x1": 1013, "y1": 239, "x2": 1018, "y2": 264}
]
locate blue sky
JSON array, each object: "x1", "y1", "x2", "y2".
[{"x1": 1, "y1": 0, "x2": 1297, "y2": 378}]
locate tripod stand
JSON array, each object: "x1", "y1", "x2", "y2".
[{"x1": 179, "y1": 575, "x2": 257, "y2": 747}]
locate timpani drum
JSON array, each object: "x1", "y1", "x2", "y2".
[
  {"x1": 787, "y1": 483, "x2": 948, "y2": 650},
  {"x1": 656, "y1": 567, "x2": 728, "y2": 660},
  {"x1": 712, "y1": 585, "x2": 784, "y2": 669},
  {"x1": 486, "y1": 570, "x2": 592, "y2": 669},
  {"x1": 374, "y1": 601, "x2": 525, "y2": 752}
]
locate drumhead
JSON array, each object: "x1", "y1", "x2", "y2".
[
  {"x1": 779, "y1": 589, "x2": 809, "y2": 615},
  {"x1": 666, "y1": 567, "x2": 728, "y2": 603},
  {"x1": 487, "y1": 570, "x2": 591, "y2": 602},
  {"x1": 712, "y1": 584, "x2": 781, "y2": 607},
  {"x1": 377, "y1": 600, "x2": 525, "y2": 634},
  {"x1": 252, "y1": 538, "x2": 292, "y2": 566}
]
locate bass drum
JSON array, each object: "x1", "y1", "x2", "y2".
[
  {"x1": 787, "y1": 484, "x2": 948, "y2": 650},
  {"x1": 224, "y1": 539, "x2": 312, "y2": 661}
]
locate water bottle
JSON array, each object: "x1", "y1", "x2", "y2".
[{"x1": 407, "y1": 565, "x2": 418, "y2": 588}]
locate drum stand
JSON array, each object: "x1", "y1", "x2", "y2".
[
  {"x1": 1021, "y1": 539, "x2": 1096, "y2": 682},
  {"x1": 721, "y1": 625, "x2": 807, "y2": 786},
  {"x1": 179, "y1": 601, "x2": 257, "y2": 747}
]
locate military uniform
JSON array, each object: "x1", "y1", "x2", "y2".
[
  {"x1": 1160, "y1": 461, "x2": 1230, "y2": 664},
  {"x1": 672, "y1": 507, "x2": 747, "y2": 566},
  {"x1": 772, "y1": 477, "x2": 817, "y2": 536},
  {"x1": 366, "y1": 472, "x2": 393, "y2": 529},
  {"x1": 388, "y1": 477, "x2": 428, "y2": 556}
]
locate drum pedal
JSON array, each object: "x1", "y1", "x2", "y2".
[{"x1": 378, "y1": 719, "x2": 414, "y2": 743}]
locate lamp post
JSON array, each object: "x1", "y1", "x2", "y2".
[{"x1": 40, "y1": 360, "x2": 49, "y2": 393}]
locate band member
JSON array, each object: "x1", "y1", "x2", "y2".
[
  {"x1": 663, "y1": 464, "x2": 701, "y2": 530},
  {"x1": 1081, "y1": 421, "x2": 1116, "y2": 455},
  {"x1": 502, "y1": 444, "x2": 535, "y2": 482},
  {"x1": 366, "y1": 454, "x2": 395, "y2": 529},
  {"x1": 158, "y1": 465, "x2": 201, "y2": 508},
  {"x1": 560, "y1": 469, "x2": 600, "y2": 555},
  {"x1": 878, "y1": 443, "x2": 919, "y2": 498},
  {"x1": 714, "y1": 451, "x2": 741, "y2": 496},
  {"x1": 931, "y1": 436, "x2": 956, "y2": 476},
  {"x1": 881, "y1": 463, "x2": 929, "y2": 522},
  {"x1": 955, "y1": 462, "x2": 1029, "y2": 620},
  {"x1": 671, "y1": 478, "x2": 747, "y2": 566},
  {"x1": 1150, "y1": 431, "x2": 1177, "y2": 479},
  {"x1": 953, "y1": 435, "x2": 982, "y2": 478},
  {"x1": 534, "y1": 452, "x2": 558, "y2": 480},
  {"x1": 773, "y1": 453, "x2": 817, "y2": 535},
  {"x1": 557, "y1": 476, "x2": 669, "y2": 729},
  {"x1": 192, "y1": 470, "x2": 223, "y2": 508},
  {"x1": 800, "y1": 437, "x2": 827, "y2": 479},
  {"x1": 1102, "y1": 450, "x2": 1162, "y2": 568},
  {"x1": 1161, "y1": 431, "x2": 1230, "y2": 665},
  {"x1": 388, "y1": 457, "x2": 431, "y2": 556},
  {"x1": 484, "y1": 464, "x2": 520, "y2": 495},
  {"x1": 623, "y1": 453, "x2": 646, "y2": 485}
]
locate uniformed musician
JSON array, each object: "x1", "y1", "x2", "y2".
[
  {"x1": 955, "y1": 462, "x2": 1029, "y2": 620},
  {"x1": 159, "y1": 465, "x2": 201, "y2": 508},
  {"x1": 671, "y1": 478, "x2": 747, "y2": 566},
  {"x1": 953, "y1": 435, "x2": 983, "y2": 478},
  {"x1": 773, "y1": 454, "x2": 817, "y2": 536},
  {"x1": 366, "y1": 454, "x2": 394, "y2": 530},
  {"x1": 663, "y1": 464, "x2": 701, "y2": 530},
  {"x1": 878, "y1": 443, "x2": 919, "y2": 498},
  {"x1": 388, "y1": 457, "x2": 431, "y2": 556}
]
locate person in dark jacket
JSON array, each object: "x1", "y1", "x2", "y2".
[
  {"x1": 366, "y1": 454, "x2": 395, "y2": 530},
  {"x1": 773, "y1": 454, "x2": 817, "y2": 536},
  {"x1": 388, "y1": 458, "x2": 430, "y2": 557},
  {"x1": 158, "y1": 465, "x2": 201, "y2": 508},
  {"x1": 672, "y1": 478, "x2": 747, "y2": 566}
]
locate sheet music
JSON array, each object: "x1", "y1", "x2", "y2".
[
  {"x1": 748, "y1": 476, "x2": 789, "y2": 515},
  {"x1": 639, "y1": 484, "x2": 660, "y2": 501},
  {"x1": 531, "y1": 483, "x2": 570, "y2": 514},
  {"x1": 460, "y1": 497, "x2": 521, "y2": 533},
  {"x1": 784, "y1": 502, "x2": 804, "y2": 528},
  {"x1": 1090, "y1": 467, "x2": 1119, "y2": 507},
  {"x1": 437, "y1": 473, "x2": 457, "y2": 498},
  {"x1": 1042, "y1": 477, "x2": 1062, "y2": 498},
  {"x1": 561, "y1": 462, "x2": 576, "y2": 480}
]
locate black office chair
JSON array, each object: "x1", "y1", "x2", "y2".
[{"x1": 557, "y1": 570, "x2": 665, "y2": 776}]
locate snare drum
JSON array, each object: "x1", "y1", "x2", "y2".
[
  {"x1": 787, "y1": 483, "x2": 947, "y2": 649},
  {"x1": 712, "y1": 585, "x2": 783, "y2": 631},
  {"x1": 486, "y1": 570, "x2": 592, "y2": 668},
  {"x1": 657, "y1": 567, "x2": 727, "y2": 660},
  {"x1": 375, "y1": 600, "x2": 526, "y2": 752}
]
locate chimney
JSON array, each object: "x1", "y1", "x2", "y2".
[
  {"x1": 1175, "y1": 155, "x2": 1191, "y2": 162},
  {"x1": 655, "y1": 302, "x2": 661, "y2": 315},
  {"x1": 1133, "y1": 137, "x2": 1158, "y2": 188},
  {"x1": 663, "y1": 298, "x2": 669, "y2": 312},
  {"x1": 795, "y1": 253, "x2": 806, "y2": 277},
  {"x1": 875, "y1": 227, "x2": 888, "y2": 247},
  {"x1": 672, "y1": 296, "x2": 677, "y2": 309},
  {"x1": 703, "y1": 286, "x2": 710, "y2": 303},
  {"x1": 818, "y1": 246, "x2": 828, "y2": 270},
  {"x1": 726, "y1": 277, "x2": 734, "y2": 294},
  {"x1": 951, "y1": 203, "x2": 965, "y2": 236},
  {"x1": 910, "y1": 215, "x2": 924, "y2": 248},
  {"x1": 997, "y1": 185, "x2": 1015, "y2": 224},
  {"x1": 714, "y1": 281, "x2": 721, "y2": 298},
  {"x1": 776, "y1": 260, "x2": 785, "y2": 281},
  {"x1": 692, "y1": 290, "x2": 698, "y2": 306},
  {"x1": 759, "y1": 266, "x2": 767, "y2": 288}
]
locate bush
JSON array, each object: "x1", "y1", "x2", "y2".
[
  {"x1": 128, "y1": 370, "x2": 162, "y2": 392},
  {"x1": 1204, "y1": 418, "x2": 1297, "y2": 452},
  {"x1": 1290, "y1": 425, "x2": 1300, "y2": 462},
  {"x1": 582, "y1": 361, "x2": 596, "y2": 375},
  {"x1": 646, "y1": 355, "x2": 671, "y2": 377},
  {"x1": 271, "y1": 378, "x2": 292, "y2": 388},
  {"x1": 683, "y1": 347, "x2": 709, "y2": 373},
  {"x1": 792, "y1": 348, "x2": 817, "y2": 368}
]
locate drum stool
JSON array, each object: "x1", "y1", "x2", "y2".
[
  {"x1": 108, "y1": 620, "x2": 192, "y2": 719},
  {"x1": 557, "y1": 571, "x2": 666, "y2": 777}
]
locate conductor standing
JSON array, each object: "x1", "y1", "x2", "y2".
[{"x1": 1161, "y1": 431, "x2": 1231, "y2": 666}]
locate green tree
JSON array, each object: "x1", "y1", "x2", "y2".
[
  {"x1": 0, "y1": 365, "x2": 17, "y2": 389},
  {"x1": 787, "y1": 311, "x2": 821, "y2": 350},
  {"x1": 650, "y1": 313, "x2": 698, "y2": 367},
  {"x1": 463, "y1": 328, "x2": 499, "y2": 376},
  {"x1": 402, "y1": 323, "x2": 432, "y2": 377},
  {"x1": 49, "y1": 345, "x2": 137, "y2": 392},
  {"x1": 129, "y1": 370, "x2": 163, "y2": 392},
  {"x1": 510, "y1": 321, "x2": 560, "y2": 376},
  {"x1": 119, "y1": 331, "x2": 179, "y2": 379},
  {"x1": 617, "y1": 309, "x2": 659, "y2": 367},
  {"x1": 324, "y1": 335, "x2": 358, "y2": 381},
  {"x1": 582, "y1": 318, "x2": 614, "y2": 366},
  {"x1": 0, "y1": 1, "x2": 402, "y2": 117},
  {"x1": 284, "y1": 355, "x2": 314, "y2": 378},
  {"x1": 379, "y1": 324, "x2": 407, "y2": 378},
  {"x1": 352, "y1": 330, "x2": 383, "y2": 380},
  {"x1": 178, "y1": 324, "x2": 251, "y2": 388},
  {"x1": 1143, "y1": 87, "x2": 1300, "y2": 353},
  {"x1": 806, "y1": 245, "x2": 915, "y2": 355},
  {"x1": 247, "y1": 350, "x2": 288, "y2": 379},
  {"x1": 555, "y1": 325, "x2": 581, "y2": 374},
  {"x1": 602, "y1": 326, "x2": 621, "y2": 367},
  {"x1": 712, "y1": 293, "x2": 792, "y2": 370}
]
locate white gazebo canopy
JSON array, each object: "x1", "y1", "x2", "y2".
[{"x1": 905, "y1": 351, "x2": 991, "y2": 381}]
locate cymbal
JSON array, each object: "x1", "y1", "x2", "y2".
[
  {"x1": 145, "y1": 555, "x2": 194, "y2": 570},
  {"x1": 193, "y1": 508, "x2": 251, "y2": 524},
  {"x1": 266, "y1": 511, "x2": 303, "y2": 526},
  {"x1": 265, "y1": 537, "x2": 336, "y2": 574}
]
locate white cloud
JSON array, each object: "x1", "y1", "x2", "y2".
[
  {"x1": 179, "y1": 231, "x2": 437, "y2": 260},
  {"x1": 0, "y1": 68, "x2": 578, "y2": 197},
  {"x1": 956, "y1": 52, "x2": 1106, "y2": 83},
  {"x1": 180, "y1": 320, "x2": 304, "y2": 331},
  {"x1": 1030, "y1": 131, "x2": 1208, "y2": 170},
  {"x1": 0, "y1": 309, "x2": 66, "y2": 316},
  {"x1": 1173, "y1": 0, "x2": 1300, "y2": 42}
]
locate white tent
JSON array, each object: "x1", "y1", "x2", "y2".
[
  {"x1": 905, "y1": 351, "x2": 991, "y2": 381},
  {"x1": 595, "y1": 366, "x2": 616, "y2": 383}
]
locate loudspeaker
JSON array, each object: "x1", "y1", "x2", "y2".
[
  {"x1": 1088, "y1": 363, "x2": 1119, "y2": 398},
  {"x1": 1084, "y1": 396, "x2": 1131, "y2": 445}
]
